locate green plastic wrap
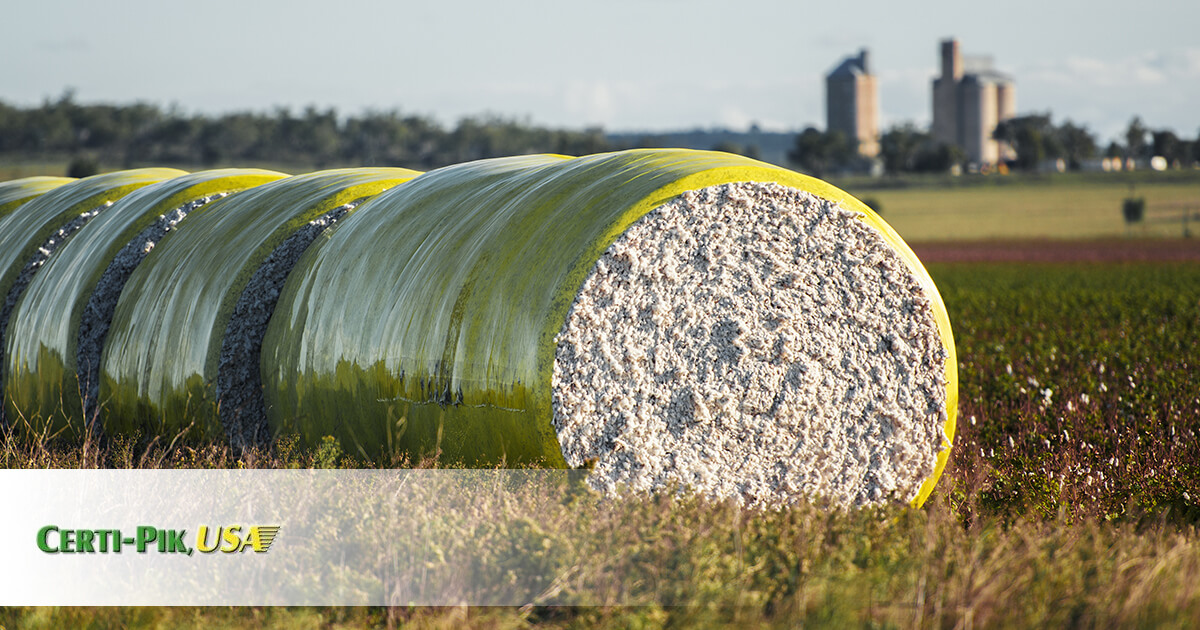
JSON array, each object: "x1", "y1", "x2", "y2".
[
  {"x1": 100, "y1": 168, "x2": 421, "y2": 440},
  {"x1": 0, "y1": 169, "x2": 183, "y2": 427},
  {"x1": 0, "y1": 177, "x2": 75, "y2": 221},
  {"x1": 4, "y1": 169, "x2": 287, "y2": 435},
  {"x1": 260, "y1": 149, "x2": 957, "y2": 507}
]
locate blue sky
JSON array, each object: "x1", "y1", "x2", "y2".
[{"x1": 3, "y1": 0, "x2": 1198, "y2": 143}]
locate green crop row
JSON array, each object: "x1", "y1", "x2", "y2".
[{"x1": 931, "y1": 262, "x2": 1200, "y2": 523}]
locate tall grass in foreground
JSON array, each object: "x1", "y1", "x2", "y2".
[
  {"x1": 3, "y1": 262, "x2": 1200, "y2": 627},
  {"x1": 1, "y1": 494, "x2": 1198, "y2": 627}
]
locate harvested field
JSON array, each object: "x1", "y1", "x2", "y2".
[
  {"x1": 854, "y1": 179, "x2": 1200, "y2": 241},
  {"x1": 912, "y1": 238, "x2": 1200, "y2": 263}
]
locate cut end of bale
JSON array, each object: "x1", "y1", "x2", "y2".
[{"x1": 552, "y1": 182, "x2": 948, "y2": 509}]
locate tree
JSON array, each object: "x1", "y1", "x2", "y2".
[
  {"x1": 913, "y1": 142, "x2": 965, "y2": 173},
  {"x1": 1179, "y1": 138, "x2": 1197, "y2": 168},
  {"x1": 994, "y1": 114, "x2": 1058, "y2": 170},
  {"x1": 299, "y1": 106, "x2": 340, "y2": 168},
  {"x1": 879, "y1": 124, "x2": 926, "y2": 174},
  {"x1": 66, "y1": 155, "x2": 98, "y2": 178},
  {"x1": 1125, "y1": 117, "x2": 1149, "y2": 160},
  {"x1": 993, "y1": 114, "x2": 1098, "y2": 171},
  {"x1": 712, "y1": 141, "x2": 760, "y2": 161},
  {"x1": 878, "y1": 124, "x2": 962, "y2": 174},
  {"x1": 1151, "y1": 129, "x2": 1183, "y2": 164},
  {"x1": 787, "y1": 127, "x2": 853, "y2": 177},
  {"x1": 1055, "y1": 120, "x2": 1097, "y2": 169}
]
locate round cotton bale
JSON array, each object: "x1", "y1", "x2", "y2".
[
  {"x1": 262, "y1": 149, "x2": 956, "y2": 508},
  {"x1": 0, "y1": 176, "x2": 75, "y2": 221},
  {"x1": 1, "y1": 169, "x2": 184, "y2": 428},
  {"x1": 4, "y1": 169, "x2": 286, "y2": 438},
  {"x1": 99, "y1": 168, "x2": 420, "y2": 445}
]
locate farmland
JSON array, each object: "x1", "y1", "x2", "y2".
[
  {"x1": 845, "y1": 176, "x2": 1200, "y2": 241},
  {"x1": 4, "y1": 256, "x2": 1199, "y2": 627},
  {"x1": 2, "y1": 170, "x2": 1200, "y2": 626}
]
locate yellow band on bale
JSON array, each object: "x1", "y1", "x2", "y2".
[
  {"x1": 1, "y1": 169, "x2": 185, "y2": 428},
  {"x1": 0, "y1": 176, "x2": 76, "y2": 221}
]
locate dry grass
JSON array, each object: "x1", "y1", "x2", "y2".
[
  {"x1": 855, "y1": 180, "x2": 1200, "y2": 241},
  {"x1": 1, "y1": 490, "x2": 1198, "y2": 628}
]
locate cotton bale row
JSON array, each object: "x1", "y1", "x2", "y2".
[
  {"x1": 0, "y1": 169, "x2": 185, "y2": 426},
  {"x1": 261, "y1": 149, "x2": 957, "y2": 507},
  {"x1": 0, "y1": 150, "x2": 956, "y2": 508},
  {"x1": 5, "y1": 169, "x2": 289, "y2": 435}
]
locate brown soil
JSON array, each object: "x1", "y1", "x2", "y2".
[{"x1": 910, "y1": 239, "x2": 1200, "y2": 263}]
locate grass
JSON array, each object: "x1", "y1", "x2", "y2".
[
  {"x1": 0, "y1": 161, "x2": 80, "y2": 182},
  {"x1": 2, "y1": 261, "x2": 1199, "y2": 626},
  {"x1": 2, "y1": 503, "x2": 1198, "y2": 628},
  {"x1": 848, "y1": 180, "x2": 1200, "y2": 241}
]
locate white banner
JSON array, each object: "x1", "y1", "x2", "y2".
[{"x1": 0, "y1": 469, "x2": 603, "y2": 606}]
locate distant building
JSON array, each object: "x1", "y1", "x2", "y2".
[
  {"x1": 931, "y1": 39, "x2": 1016, "y2": 166},
  {"x1": 826, "y1": 49, "x2": 880, "y2": 158}
]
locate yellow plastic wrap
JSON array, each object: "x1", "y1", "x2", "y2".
[
  {"x1": 100, "y1": 169, "x2": 421, "y2": 440},
  {"x1": 261, "y1": 150, "x2": 956, "y2": 506},
  {"x1": 1, "y1": 169, "x2": 184, "y2": 427},
  {"x1": 4, "y1": 170, "x2": 286, "y2": 436},
  {"x1": 0, "y1": 176, "x2": 75, "y2": 221},
  {"x1": 0, "y1": 169, "x2": 183, "y2": 312}
]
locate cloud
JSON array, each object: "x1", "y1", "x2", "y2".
[
  {"x1": 1022, "y1": 48, "x2": 1200, "y2": 88},
  {"x1": 1017, "y1": 48, "x2": 1200, "y2": 140}
]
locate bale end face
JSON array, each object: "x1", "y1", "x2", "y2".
[{"x1": 552, "y1": 182, "x2": 948, "y2": 509}]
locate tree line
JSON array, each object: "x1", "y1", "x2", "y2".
[
  {"x1": 4, "y1": 93, "x2": 1198, "y2": 179},
  {"x1": 0, "y1": 92, "x2": 610, "y2": 173}
]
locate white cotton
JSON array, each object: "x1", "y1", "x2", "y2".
[{"x1": 552, "y1": 182, "x2": 947, "y2": 509}]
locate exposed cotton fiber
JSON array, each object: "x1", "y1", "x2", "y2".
[
  {"x1": 0, "y1": 203, "x2": 109, "y2": 426},
  {"x1": 77, "y1": 195, "x2": 222, "y2": 425},
  {"x1": 552, "y1": 182, "x2": 947, "y2": 508},
  {"x1": 216, "y1": 201, "x2": 357, "y2": 450}
]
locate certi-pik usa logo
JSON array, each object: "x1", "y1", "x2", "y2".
[{"x1": 37, "y1": 525, "x2": 281, "y2": 556}]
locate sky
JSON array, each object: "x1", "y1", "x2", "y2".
[{"x1": 2, "y1": 0, "x2": 1198, "y2": 144}]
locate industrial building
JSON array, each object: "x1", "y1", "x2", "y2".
[
  {"x1": 931, "y1": 38, "x2": 1016, "y2": 166},
  {"x1": 825, "y1": 49, "x2": 880, "y2": 158}
]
